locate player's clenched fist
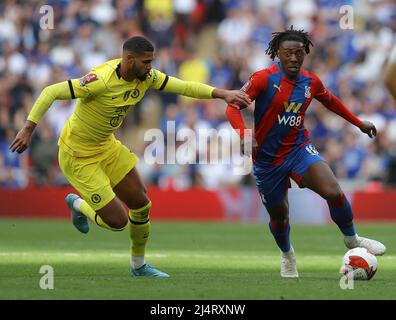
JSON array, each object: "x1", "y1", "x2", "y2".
[{"x1": 359, "y1": 121, "x2": 377, "y2": 139}]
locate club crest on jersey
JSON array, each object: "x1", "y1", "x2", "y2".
[
  {"x1": 91, "y1": 193, "x2": 101, "y2": 204},
  {"x1": 79, "y1": 73, "x2": 98, "y2": 87},
  {"x1": 305, "y1": 86, "x2": 311, "y2": 98}
]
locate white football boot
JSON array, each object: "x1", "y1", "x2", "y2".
[
  {"x1": 344, "y1": 234, "x2": 386, "y2": 256},
  {"x1": 280, "y1": 246, "x2": 299, "y2": 278}
]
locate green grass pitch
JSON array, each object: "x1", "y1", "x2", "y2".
[{"x1": 0, "y1": 219, "x2": 395, "y2": 300}]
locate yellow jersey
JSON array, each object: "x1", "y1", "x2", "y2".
[
  {"x1": 59, "y1": 58, "x2": 168, "y2": 157},
  {"x1": 27, "y1": 58, "x2": 215, "y2": 157}
]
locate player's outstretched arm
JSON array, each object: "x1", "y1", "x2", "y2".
[
  {"x1": 317, "y1": 91, "x2": 376, "y2": 139},
  {"x1": 10, "y1": 80, "x2": 84, "y2": 154},
  {"x1": 159, "y1": 75, "x2": 251, "y2": 109},
  {"x1": 313, "y1": 75, "x2": 371, "y2": 133}
]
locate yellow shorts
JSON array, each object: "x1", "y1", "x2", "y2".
[{"x1": 58, "y1": 140, "x2": 139, "y2": 210}]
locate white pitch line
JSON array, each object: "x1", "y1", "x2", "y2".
[
  {"x1": 0, "y1": 252, "x2": 394, "y2": 260},
  {"x1": 0, "y1": 252, "x2": 166, "y2": 258}
]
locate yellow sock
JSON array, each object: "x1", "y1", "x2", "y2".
[
  {"x1": 128, "y1": 201, "x2": 151, "y2": 268},
  {"x1": 79, "y1": 200, "x2": 124, "y2": 231}
]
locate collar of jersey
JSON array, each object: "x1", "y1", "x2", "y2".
[
  {"x1": 115, "y1": 63, "x2": 139, "y2": 84},
  {"x1": 116, "y1": 63, "x2": 122, "y2": 79}
]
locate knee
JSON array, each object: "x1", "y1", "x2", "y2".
[
  {"x1": 137, "y1": 192, "x2": 150, "y2": 209},
  {"x1": 268, "y1": 209, "x2": 289, "y2": 229},
  {"x1": 106, "y1": 215, "x2": 128, "y2": 230},
  {"x1": 321, "y1": 184, "x2": 344, "y2": 202},
  {"x1": 270, "y1": 213, "x2": 289, "y2": 224},
  {"x1": 269, "y1": 215, "x2": 289, "y2": 233},
  {"x1": 267, "y1": 198, "x2": 289, "y2": 222},
  {"x1": 270, "y1": 216, "x2": 289, "y2": 229},
  {"x1": 125, "y1": 192, "x2": 149, "y2": 210}
]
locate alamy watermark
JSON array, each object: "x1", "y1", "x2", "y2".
[
  {"x1": 39, "y1": 5, "x2": 54, "y2": 30},
  {"x1": 39, "y1": 265, "x2": 54, "y2": 290},
  {"x1": 339, "y1": 5, "x2": 354, "y2": 30},
  {"x1": 339, "y1": 265, "x2": 354, "y2": 290},
  {"x1": 143, "y1": 121, "x2": 253, "y2": 175}
]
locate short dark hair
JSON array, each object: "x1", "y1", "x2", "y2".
[
  {"x1": 265, "y1": 25, "x2": 314, "y2": 60},
  {"x1": 123, "y1": 36, "x2": 154, "y2": 55}
]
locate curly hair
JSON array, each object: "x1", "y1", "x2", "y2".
[{"x1": 265, "y1": 25, "x2": 314, "y2": 60}]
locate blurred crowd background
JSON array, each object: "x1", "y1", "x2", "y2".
[{"x1": 1, "y1": 0, "x2": 396, "y2": 191}]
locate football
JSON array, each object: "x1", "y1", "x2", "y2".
[{"x1": 341, "y1": 247, "x2": 378, "y2": 280}]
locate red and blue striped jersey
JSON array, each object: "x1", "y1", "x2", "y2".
[{"x1": 226, "y1": 62, "x2": 362, "y2": 166}]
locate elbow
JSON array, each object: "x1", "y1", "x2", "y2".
[
  {"x1": 41, "y1": 85, "x2": 51, "y2": 94},
  {"x1": 41, "y1": 85, "x2": 56, "y2": 99}
]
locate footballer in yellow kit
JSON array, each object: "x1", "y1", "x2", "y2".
[
  {"x1": 10, "y1": 36, "x2": 251, "y2": 278},
  {"x1": 57, "y1": 59, "x2": 173, "y2": 211}
]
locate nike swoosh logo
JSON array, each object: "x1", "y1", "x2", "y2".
[
  {"x1": 111, "y1": 97, "x2": 116, "y2": 99},
  {"x1": 273, "y1": 84, "x2": 281, "y2": 92}
]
